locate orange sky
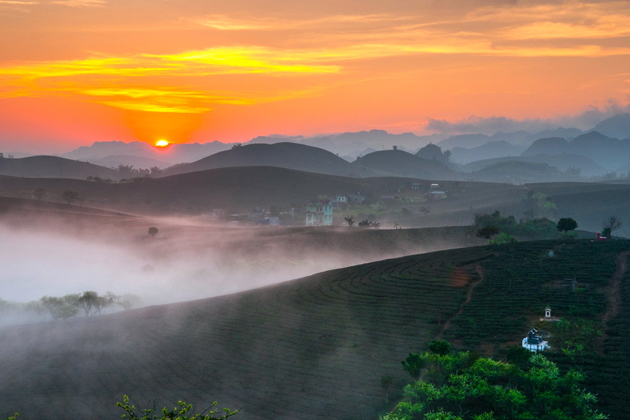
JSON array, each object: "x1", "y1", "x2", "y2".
[{"x1": 1, "y1": 0, "x2": 630, "y2": 152}]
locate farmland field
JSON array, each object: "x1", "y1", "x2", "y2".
[{"x1": 2, "y1": 239, "x2": 630, "y2": 419}]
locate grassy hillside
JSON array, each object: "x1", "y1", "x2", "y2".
[
  {"x1": 461, "y1": 154, "x2": 606, "y2": 176},
  {"x1": 0, "y1": 167, "x2": 514, "y2": 219},
  {"x1": 2, "y1": 240, "x2": 630, "y2": 419},
  {"x1": 0, "y1": 155, "x2": 121, "y2": 180},
  {"x1": 351, "y1": 150, "x2": 458, "y2": 180},
  {"x1": 469, "y1": 161, "x2": 563, "y2": 183},
  {"x1": 526, "y1": 182, "x2": 630, "y2": 233},
  {"x1": 162, "y1": 143, "x2": 373, "y2": 177},
  {"x1": 0, "y1": 167, "x2": 386, "y2": 214}
]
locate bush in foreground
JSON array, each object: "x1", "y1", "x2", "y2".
[
  {"x1": 117, "y1": 395, "x2": 237, "y2": 420},
  {"x1": 384, "y1": 346, "x2": 607, "y2": 420}
]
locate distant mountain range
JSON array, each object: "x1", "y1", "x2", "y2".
[
  {"x1": 54, "y1": 113, "x2": 630, "y2": 171},
  {"x1": 521, "y1": 131, "x2": 630, "y2": 171},
  {"x1": 3, "y1": 112, "x2": 629, "y2": 183},
  {"x1": 163, "y1": 142, "x2": 457, "y2": 180},
  {"x1": 461, "y1": 154, "x2": 606, "y2": 176}
]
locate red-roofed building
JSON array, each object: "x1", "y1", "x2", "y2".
[{"x1": 306, "y1": 198, "x2": 333, "y2": 226}]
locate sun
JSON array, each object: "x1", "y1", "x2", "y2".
[{"x1": 155, "y1": 139, "x2": 169, "y2": 147}]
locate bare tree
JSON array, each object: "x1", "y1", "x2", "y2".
[{"x1": 602, "y1": 216, "x2": 623, "y2": 238}]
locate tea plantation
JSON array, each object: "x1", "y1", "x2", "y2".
[{"x1": 1, "y1": 240, "x2": 629, "y2": 419}]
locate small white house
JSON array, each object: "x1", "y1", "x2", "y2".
[
  {"x1": 522, "y1": 328, "x2": 550, "y2": 352},
  {"x1": 306, "y1": 199, "x2": 333, "y2": 226},
  {"x1": 335, "y1": 195, "x2": 347, "y2": 204}
]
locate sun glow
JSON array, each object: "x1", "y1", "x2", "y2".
[{"x1": 155, "y1": 139, "x2": 169, "y2": 147}]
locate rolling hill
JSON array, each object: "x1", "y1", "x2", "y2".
[
  {"x1": 449, "y1": 141, "x2": 524, "y2": 164},
  {"x1": 2, "y1": 240, "x2": 630, "y2": 419},
  {"x1": 461, "y1": 154, "x2": 606, "y2": 176},
  {"x1": 592, "y1": 112, "x2": 630, "y2": 140},
  {"x1": 162, "y1": 142, "x2": 374, "y2": 178},
  {"x1": 351, "y1": 149, "x2": 458, "y2": 180},
  {"x1": 0, "y1": 155, "x2": 121, "y2": 180},
  {"x1": 0, "y1": 167, "x2": 412, "y2": 214},
  {"x1": 520, "y1": 137, "x2": 570, "y2": 156},
  {"x1": 521, "y1": 132, "x2": 630, "y2": 171},
  {"x1": 469, "y1": 161, "x2": 563, "y2": 183},
  {"x1": 87, "y1": 154, "x2": 173, "y2": 169}
]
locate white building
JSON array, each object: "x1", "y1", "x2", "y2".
[
  {"x1": 306, "y1": 199, "x2": 333, "y2": 226},
  {"x1": 522, "y1": 328, "x2": 550, "y2": 352}
]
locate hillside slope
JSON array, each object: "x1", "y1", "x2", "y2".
[
  {"x1": 0, "y1": 156, "x2": 121, "y2": 180},
  {"x1": 351, "y1": 150, "x2": 458, "y2": 180},
  {"x1": 461, "y1": 154, "x2": 606, "y2": 176},
  {"x1": 162, "y1": 143, "x2": 372, "y2": 177},
  {"x1": 2, "y1": 241, "x2": 630, "y2": 418}
]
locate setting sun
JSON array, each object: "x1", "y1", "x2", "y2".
[{"x1": 156, "y1": 139, "x2": 169, "y2": 147}]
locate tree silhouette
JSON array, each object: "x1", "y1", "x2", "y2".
[
  {"x1": 344, "y1": 216, "x2": 355, "y2": 227},
  {"x1": 475, "y1": 225, "x2": 499, "y2": 241},
  {"x1": 61, "y1": 190, "x2": 79, "y2": 205},
  {"x1": 148, "y1": 227, "x2": 159, "y2": 238},
  {"x1": 602, "y1": 215, "x2": 622, "y2": 238},
  {"x1": 556, "y1": 217, "x2": 578, "y2": 234}
]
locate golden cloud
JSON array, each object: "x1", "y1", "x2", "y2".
[{"x1": 0, "y1": 47, "x2": 340, "y2": 113}]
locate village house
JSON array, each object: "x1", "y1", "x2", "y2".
[
  {"x1": 306, "y1": 198, "x2": 333, "y2": 226},
  {"x1": 522, "y1": 328, "x2": 550, "y2": 352},
  {"x1": 411, "y1": 183, "x2": 421, "y2": 190}
]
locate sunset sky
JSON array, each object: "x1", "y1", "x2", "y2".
[{"x1": 1, "y1": 0, "x2": 630, "y2": 152}]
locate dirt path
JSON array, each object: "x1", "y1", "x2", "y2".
[
  {"x1": 602, "y1": 250, "x2": 630, "y2": 323},
  {"x1": 436, "y1": 263, "x2": 484, "y2": 340}
]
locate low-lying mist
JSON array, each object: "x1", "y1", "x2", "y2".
[
  {"x1": 0, "y1": 226, "x2": 329, "y2": 317},
  {"x1": 0, "y1": 214, "x2": 479, "y2": 326}
]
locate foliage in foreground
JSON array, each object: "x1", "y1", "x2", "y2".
[
  {"x1": 384, "y1": 347, "x2": 607, "y2": 420},
  {"x1": 116, "y1": 395, "x2": 238, "y2": 420}
]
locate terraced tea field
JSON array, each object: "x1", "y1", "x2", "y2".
[{"x1": 1, "y1": 240, "x2": 629, "y2": 419}]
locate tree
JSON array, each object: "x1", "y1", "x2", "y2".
[
  {"x1": 602, "y1": 216, "x2": 622, "y2": 238},
  {"x1": 40, "y1": 295, "x2": 80, "y2": 320},
  {"x1": 557, "y1": 217, "x2": 578, "y2": 234},
  {"x1": 148, "y1": 227, "x2": 159, "y2": 238},
  {"x1": 77, "y1": 291, "x2": 114, "y2": 316},
  {"x1": 344, "y1": 215, "x2": 354, "y2": 227},
  {"x1": 117, "y1": 395, "x2": 237, "y2": 420},
  {"x1": 34, "y1": 187, "x2": 45, "y2": 201},
  {"x1": 61, "y1": 190, "x2": 80, "y2": 205},
  {"x1": 475, "y1": 226, "x2": 499, "y2": 242},
  {"x1": 402, "y1": 353, "x2": 426, "y2": 379},
  {"x1": 385, "y1": 346, "x2": 607, "y2": 420},
  {"x1": 429, "y1": 339, "x2": 451, "y2": 356}
]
